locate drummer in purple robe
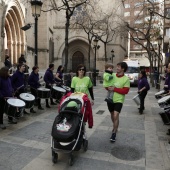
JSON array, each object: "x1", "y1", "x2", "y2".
[
  {"x1": 138, "y1": 70, "x2": 150, "y2": 114},
  {"x1": 44, "y1": 64, "x2": 57, "y2": 108},
  {"x1": 0, "y1": 66, "x2": 17, "y2": 127},
  {"x1": 28, "y1": 66, "x2": 44, "y2": 111},
  {"x1": 11, "y1": 63, "x2": 28, "y2": 115},
  {"x1": 163, "y1": 64, "x2": 170, "y2": 92}
]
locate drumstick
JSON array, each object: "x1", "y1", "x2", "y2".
[
  {"x1": 17, "y1": 84, "x2": 24, "y2": 90},
  {"x1": 13, "y1": 84, "x2": 24, "y2": 96}
]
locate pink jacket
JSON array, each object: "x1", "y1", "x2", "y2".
[{"x1": 58, "y1": 92, "x2": 93, "y2": 128}]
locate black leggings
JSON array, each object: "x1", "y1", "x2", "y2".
[
  {"x1": 139, "y1": 90, "x2": 147, "y2": 111},
  {"x1": 45, "y1": 84, "x2": 54, "y2": 105},
  {"x1": 30, "y1": 87, "x2": 41, "y2": 107}
]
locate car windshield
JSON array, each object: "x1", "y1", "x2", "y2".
[{"x1": 126, "y1": 67, "x2": 139, "y2": 73}]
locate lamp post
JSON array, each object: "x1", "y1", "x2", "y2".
[
  {"x1": 157, "y1": 35, "x2": 163, "y2": 90},
  {"x1": 31, "y1": 0, "x2": 43, "y2": 66},
  {"x1": 93, "y1": 37, "x2": 98, "y2": 86},
  {"x1": 111, "y1": 49, "x2": 115, "y2": 63}
]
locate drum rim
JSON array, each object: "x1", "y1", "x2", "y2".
[
  {"x1": 7, "y1": 98, "x2": 25, "y2": 107},
  {"x1": 155, "y1": 90, "x2": 165, "y2": 95},
  {"x1": 158, "y1": 96, "x2": 170, "y2": 103}
]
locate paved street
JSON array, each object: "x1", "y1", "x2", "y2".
[{"x1": 0, "y1": 84, "x2": 170, "y2": 170}]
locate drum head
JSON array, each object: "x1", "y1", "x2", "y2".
[
  {"x1": 155, "y1": 90, "x2": 165, "y2": 95},
  {"x1": 158, "y1": 96, "x2": 170, "y2": 104},
  {"x1": 20, "y1": 93, "x2": 35, "y2": 101},
  {"x1": 37, "y1": 87, "x2": 50, "y2": 91},
  {"x1": 53, "y1": 86, "x2": 66, "y2": 93},
  {"x1": 62, "y1": 85, "x2": 71, "y2": 91},
  {"x1": 7, "y1": 98, "x2": 25, "y2": 107}
]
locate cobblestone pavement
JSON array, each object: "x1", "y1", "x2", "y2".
[{"x1": 0, "y1": 84, "x2": 170, "y2": 170}]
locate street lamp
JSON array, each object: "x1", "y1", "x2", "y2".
[
  {"x1": 31, "y1": 0, "x2": 43, "y2": 66},
  {"x1": 93, "y1": 37, "x2": 98, "y2": 86},
  {"x1": 157, "y1": 35, "x2": 163, "y2": 90},
  {"x1": 111, "y1": 49, "x2": 115, "y2": 63}
]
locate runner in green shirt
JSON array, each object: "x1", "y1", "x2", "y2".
[{"x1": 108, "y1": 62, "x2": 130, "y2": 142}]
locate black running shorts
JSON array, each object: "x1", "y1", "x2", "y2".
[{"x1": 107, "y1": 102, "x2": 123, "y2": 113}]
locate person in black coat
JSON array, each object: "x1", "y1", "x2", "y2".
[
  {"x1": 44, "y1": 64, "x2": 57, "y2": 108},
  {"x1": 4, "y1": 55, "x2": 12, "y2": 69},
  {"x1": 18, "y1": 54, "x2": 26, "y2": 64},
  {"x1": 28, "y1": 66, "x2": 44, "y2": 111}
]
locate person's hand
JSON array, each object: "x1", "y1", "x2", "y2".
[
  {"x1": 138, "y1": 90, "x2": 142, "y2": 94},
  {"x1": 108, "y1": 86, "x2": 114, "y2": 91}
]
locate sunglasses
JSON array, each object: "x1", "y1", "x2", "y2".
[{"x1": 78, "y1": 68, "x2": 85, "y2": 71}]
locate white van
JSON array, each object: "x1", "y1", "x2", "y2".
[{"x1": 123, "y1": 59, "x2": 140, "y2": 86}]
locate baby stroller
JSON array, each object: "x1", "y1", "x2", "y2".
[{"x1": 51, "y1": 92, "x2": 93, "y2": 166}]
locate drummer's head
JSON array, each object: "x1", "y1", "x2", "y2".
[
  {"x1": 57, "y1": 65, "x2": 64, "y2": 72},
  {"x1": 17, "y1": 63, "x2": 25, "y2": 72},
  {"x1": 139, "y1": 70, "x2": 147, "y2": 78},
  {"x1": 32, "y1": 66, "x2": 39, "y2": 73},
  {"x1": 49, "y1": 64, "x2": 54, "y2": 71},
  {"x1": 0, "y1": 66, "x2": 10, "y2": 78},
  {"x1": 76, "y1": 64, "x2": 86, "y2": 77}
]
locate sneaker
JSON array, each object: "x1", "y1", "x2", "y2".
[
  {"x1": 0, "y1": 124, "x2": 6, "y2": 130},
  {"x1": 110, "y1": 133, "x2": 116, "y2": 142},
  {"x1": 30, "y1": 108, "x2": 36, "y2": 113},
  {"x1": 46, "y1": 105, "x2": 51, "y2": 108},
  {"x1": 8, "y1": 119, "x2": 17, "y2": 124},
  {"x1": 38, "y1": 106, "x2": 44, "y2": 110},
  {"x1": 24, "y1": 110, "x2": 30, "y2": 115},
  {"x1": 51, "y1": 102, "x2": 57, "y2": 105},
  {"x1": 139, "y1": 110, "x2": 143, "y2": 114}
]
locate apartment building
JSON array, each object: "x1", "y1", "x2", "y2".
[{"x1": 124, "y1": 0, "x2": 164, "y2": 70}]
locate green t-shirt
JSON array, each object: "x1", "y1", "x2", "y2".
[
  {"x1": 103, "y1": 72, "x2": 114, "y2": 87},
  {"x1": 112, "y1": 73, "x2": 130, "y2": 103},
  {"x1": 71, "y1": 76, "x2": 93, "y2": 99}
]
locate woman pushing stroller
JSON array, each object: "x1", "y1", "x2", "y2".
[
  {"x1": 71, "y1": 64, "x2": 94, "y2": 106},
  {"x1": 51, "y1": 64, "x2": 94, "y2": 165}
]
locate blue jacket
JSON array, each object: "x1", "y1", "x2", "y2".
[
  {"x1": 138, "y1": 77, "x2": 150, "y2": 91},
  {"x1": 44, "y1": 68, "x2": 55, "y2": 85},
  {"x1": 55, "y1": 70, "x2": 63, "y2": 82},
  {"x1": 28, "y1": 71, "x2": 40, "y2": 89},
  {"x1": 11, "y1": 70, "x2": 25, "y2": 91},
  {"x1": 0, "y1": 77, "x2": 13, "y2": 98}
]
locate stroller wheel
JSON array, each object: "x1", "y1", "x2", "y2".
[
  {"x1": 52, "y1": 151, "x2": 58, "y2": 164},
  {"x1": 83, "y1": 139, "x2": 88, "y2": 152},
  {"x1": 68, "y1": 154, "x2": 74, "y2": 166}
]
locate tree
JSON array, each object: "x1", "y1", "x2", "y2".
[
  {"x1": 123, "y1": 0, "x2": 164, "y2": 87},
  {"x1": 42, "y1": 0, "x2": 88, "y2": 71}
]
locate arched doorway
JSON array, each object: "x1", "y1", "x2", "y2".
[
  {"x1": 72, "y1": 51, "x2": 84, "y2": 72},
  {"x1": 4, "y1": 2, "x2": 25, "y2": 64}
]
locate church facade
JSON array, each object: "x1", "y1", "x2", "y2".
[{"x1": 0, "y1": 0, "x2": 127, "y2": 72}]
